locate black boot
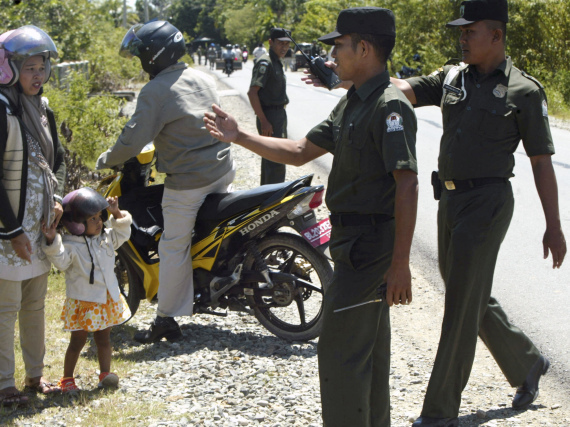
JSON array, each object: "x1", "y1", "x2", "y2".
[
  {"x1": 512, "y1": 355, "x2": 550, "y2": 409},
  {"x1": 133, "y1": 316, "x2": 182, "y2": 344}
]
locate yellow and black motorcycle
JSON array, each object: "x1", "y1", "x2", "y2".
[{"x1": 98, "y1": 144, "x2": 333, "y2": 341}]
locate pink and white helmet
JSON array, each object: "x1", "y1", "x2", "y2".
[{"x1": 0, "y1": 25, "x2": 58, "y2": 87}]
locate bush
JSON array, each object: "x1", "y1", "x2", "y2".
[{"x1": 44, "y1": 72, "x2": 129, "y2": 165}]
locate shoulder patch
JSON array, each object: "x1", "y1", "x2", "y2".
[
  {"x1": 259, "y1": 63, "x2": 268, "y2": 74},
  {"x1": 542, "y1": 99, "x2": 548, "y2": 117},
  {"x1": 386, "y1": 112, "x2": 404, "y2": 133}
]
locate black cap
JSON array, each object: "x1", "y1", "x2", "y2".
[
  {"x1": 447, "y1": 0, "x2": 508, "y2": 27},
  {"x1": 318, "y1": 7, "x2": 396, "y2": 46},
  {"x1": 270, "y1": 28, "x2": 292, "y2": 41}
]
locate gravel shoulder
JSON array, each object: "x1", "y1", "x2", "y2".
[{"x1": 2, "y1": 72, "x2": 569, "y2": 427}]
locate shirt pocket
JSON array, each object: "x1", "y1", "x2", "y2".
[
  {"x1": 475, "y1": 103, "x2": 517, "y2": 141},
  {"x1": 338, "y1": 126, "x2": 367, "y2": 171}
]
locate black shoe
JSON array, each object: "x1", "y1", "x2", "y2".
[
  {"x1": 133, "y1": 317, "x2": 182, "y2": 344},
  {"x1": 412, "y1": 416, "x2": 459, "y2": 427},
  {"x1": 512, "y1": 355, "x2": 550, "y2": 410}
]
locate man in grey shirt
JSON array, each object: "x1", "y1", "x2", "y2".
[{"x1": 97, "y1": 21, "x2": 234, "y2": 343}]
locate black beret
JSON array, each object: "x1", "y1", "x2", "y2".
[
  {"x1": 447, "y1": 0, "x2": 508, "y2": 27},
  {"x1": 318, "y1": 7, "x2": 396, "y2": 46}
]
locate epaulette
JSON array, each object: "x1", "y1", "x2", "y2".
[{"x1": 519, "y1": 69, "x2": 544, "y2": 89}]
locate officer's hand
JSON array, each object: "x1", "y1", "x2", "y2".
[
  {"x1": 11, "y1": 233, "x2": 32, "y2": 262},
  {"x1": 383, "y1": 262, "x2": 412, "y2": 306},
  {"x1": 204, "y1": 104, "x2": 239, "y2": 143},
  {"x1": 301, "y1": 63, "x2": 352, "y2": 90},
  {"x1": 543, "y1": 226, "x2": 566, "y2": 268},
  {"x1": 260, "y1": 117, "x2": 273, "y2": 137}
]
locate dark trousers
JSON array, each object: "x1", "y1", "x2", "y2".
[
  {"x1": 422, "y1": 182, "x2": 541, "y2": 418},
  {"x1": 318, "y1": 221, "x2": 394, "y2": 426},
  {"x1": 257, "y1": 108, "x2": 287, "y2": 185}
]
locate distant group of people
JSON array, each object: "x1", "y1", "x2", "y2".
[{"x1": 1, "y1": 2, "x2": 567, "y2": 427}]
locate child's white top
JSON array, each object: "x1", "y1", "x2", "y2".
[{"x1": 42, "y1": 211, "x2": 132, "y2": 303}]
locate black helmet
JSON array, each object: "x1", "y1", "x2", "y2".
[
  {"x1": 61, "y1": 188, "x2": 109, "y2": 236},
  {"x1": 119, "y1": 21, "x2": 186, "y2": 78}
]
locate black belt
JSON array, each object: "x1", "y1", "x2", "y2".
[
  {"x1": 262, "y1": 104, "x2": 286, "y2": 110},
  {"x1": 442, "y1": 177, "x2": 508, "y2": 191},
  {"x1": 329, "y1": 213, "x2": 393, "y2": 227}
]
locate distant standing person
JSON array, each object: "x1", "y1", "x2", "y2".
[
  {"x1": 390, "y1": 0, "x2": 567, "y2": 425},
  {"x1": 252, "y1": 43, "x2": 267, "y2": 59},
  {"x1": 196, "y1": 45, "x2": 203, "y2": 65},
  {"x1": 207, "y1": 43, "x2": 216, "y2": 70},
  {"x1": 248, "y1": 28, "x2": 291, "y2": 185}
]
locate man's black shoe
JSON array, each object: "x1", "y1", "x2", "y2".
[
  {"x1": 412, "y1": 416, "x2": 459, "y2": 427},
  {"x1": 133, "y1": 316, "x2": 182, "y2": 344},
  {"x1": 512, "y1": 355, "x2": 550, "y2": 410}
]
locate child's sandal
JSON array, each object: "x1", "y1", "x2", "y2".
[
  {"x1": 57, "y1": 377, "x2": 80, "y2": 394},
  {"x1": 98, "y1": 372, "x2": 119, "y2": 389}
]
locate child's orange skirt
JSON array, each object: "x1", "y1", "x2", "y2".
[{"x1": 61, "y1": 291, "x2": 131, "y2": 332}]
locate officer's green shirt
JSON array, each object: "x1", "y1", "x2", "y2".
[
  {"x1": 408, "y1": 57, "x2": 555, "y2": 181},
  {"x1": 307, "y1": 71, "x2": 417, "y2": 215},
  {"x1": 250, "y1": 48, "x2": 288, "y2": 107}
]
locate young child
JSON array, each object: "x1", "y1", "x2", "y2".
[{"x1": 42, "y1": 187, "x2": 132, "y2": 393}]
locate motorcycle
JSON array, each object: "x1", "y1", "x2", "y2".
[
  {"x1": 97, "y1": 144, "x2": 333, "y2": 341},
  {"x1": 223, "y1": 59, "x2": 234, "y2": 76}
]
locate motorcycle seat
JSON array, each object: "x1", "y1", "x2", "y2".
[{"x1": 198, "y1": 181, "x2": 294, "y2": 222}]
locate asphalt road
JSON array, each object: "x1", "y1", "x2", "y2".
[{"x1": 202, "y1": 60, "x2": 570, "y2": 391}]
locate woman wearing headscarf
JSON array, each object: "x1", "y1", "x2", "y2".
[{"x1": 0, "y1": 25, "x2": 66, "y2": 404}]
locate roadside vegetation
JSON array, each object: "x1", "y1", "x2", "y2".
[{"x1": 1, "y1": 0, "x2": 569, "y2": 166}]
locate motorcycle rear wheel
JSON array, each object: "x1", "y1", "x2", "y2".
[
  {"x1": 115, "y1": 247, "x2": 143, "y2": 319},
  {"x1": 244, "y1": 232, "x2": 332, "y2": 341}
]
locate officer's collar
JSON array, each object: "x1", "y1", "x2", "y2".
[
  {"x1": 465, "y1": 56, "x2": 512, "y2": 79},
  {"x1": 347, "y1": 70, "x2": 390, "y2": 101}
]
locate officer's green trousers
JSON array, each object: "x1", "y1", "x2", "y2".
[
  {"x1": 257, "y1": 108, "x2": 287, "y2": 185},
  {"x1": 422, "y1": 182, "x2": 541, "y2": 418},
  {"x1": 318, "y1": 221, "x2": 394, "y2": 427}
]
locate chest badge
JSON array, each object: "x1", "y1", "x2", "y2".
[
  {"x1": 386, "y1": 112, "x2": 404, "y2": 133},
  {"x1": 492, "y1": 84, "x2": 508, "y2": 98}
]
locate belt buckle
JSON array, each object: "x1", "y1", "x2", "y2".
[{"x1": 444, "y1": 181, "x2": 456, "y2": 190}]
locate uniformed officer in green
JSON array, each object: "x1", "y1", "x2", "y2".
[
  {"x1": 248, "y1": 28, "x2": 291, "y2": 185},
  {"x1": 391, "y1": 1, "x2": 567, "y2": 426},
  {"x1": 206, "y1": 8, "x2": 419, "y2": 426}
]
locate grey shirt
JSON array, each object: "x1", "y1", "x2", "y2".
[{"x1": 97, "y1": 63, "x2": 233, "y2": 190}]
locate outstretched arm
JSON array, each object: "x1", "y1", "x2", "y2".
[
  {"x1": 530, "y1": 154, "x2": 566, "y2": 268},
  {"x1": 204, "y1": 104, "x2": 327, "y2": 166},
  {"x1": 390, "y1": 77, "x2": 418, "y2": 105}
]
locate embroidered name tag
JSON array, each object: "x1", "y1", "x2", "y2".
[{"x1": 443, "y1": 84, "x2": 462, "y2": 96}]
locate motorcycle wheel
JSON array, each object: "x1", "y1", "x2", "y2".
[
  {"x1": 115, "y1": 248, "x2": 143, "y2": 319},
  {"x1": 244, "y1": 232, "x2": 332, "y2": 341}
]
